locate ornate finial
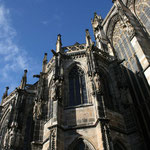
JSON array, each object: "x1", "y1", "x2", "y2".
[
  {"x1": 20, "y1": 70, "x2": 27, "y2": 89},
  {"x1": 56, "y1": 34, "x2": 63, "y2": 53},
  {"x1": 43, "y1": 53, "x2": 47, "y2": 61},
  {"x1": 91, "y1": 12, "x2": 103, "y2": 30},
  {"x1": 2, "y1": 87, "x2": 9, "y2": 99},
  {"x1": 85, "y1": 29, "x2": 92, "y2": 47}
]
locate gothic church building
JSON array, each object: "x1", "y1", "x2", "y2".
[{"x1": 0, "y1": 0, "x2": 150, "y2": 150}]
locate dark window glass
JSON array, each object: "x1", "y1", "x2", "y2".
[
  {"x1": 73, "y1": 139, "x2": 92, "y2": 150},
  {"x1": 69, "y1": 66, "x2": 87, "y2": 106}
]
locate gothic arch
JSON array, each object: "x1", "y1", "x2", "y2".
[
  {"x1": 68, "y1": 137, "x2": 96, "y2": 150},
  {"x1": 68, "y1": 65, "x2": 88, "y2": 106},
  {"x1": 64, "y1": 62, "x2": 88, "y2": 107},
  {"x1": 66, "y1": 61, "x2": 87, "y2": 77},
  {"x1": 106, "y1": 13, "x2": 120, "y2": 42},
  {"x1": 134, "y1": 0, "x2": 150, "y2": 35},
  {"x1": 96, "y1": 66, "x2": 114, "y2": 110}
]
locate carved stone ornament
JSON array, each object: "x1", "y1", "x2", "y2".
[
  {"x1": 94, "y1": 73, "x2": 102, "y2": 94},
  {"x1": 106, "y1": 14, "x2": 120, "y2": 41},
  {"x1": 50, "y1": 80, "x2": 58, "y2": 101},
  {"x1": 50, "y1": 78, "x2": 63, "y2": 102},
  {"x1": 33, "y1": 99, "x2": 43, "y2": 120},
  {"x1": 3, "y1": 121, "x2": 21, "y2": 149},
  {"x1": 49, "y1": 129, "x2": 56, "y2": 150},
  {"x1": 62, "y1": 43, "x2": 86, "y2": 52}
]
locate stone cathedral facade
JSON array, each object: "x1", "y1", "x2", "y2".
[{"x1": 0, "y1": 0, "x2": 150, "y2": 150}]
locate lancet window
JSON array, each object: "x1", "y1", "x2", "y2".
[{"x1": 69, "y1": 66, "x2": 87, "y2": 106}]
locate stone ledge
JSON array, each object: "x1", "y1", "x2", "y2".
[{"x1": 64, "y1": 103, "x2": 93, "y2": 110}]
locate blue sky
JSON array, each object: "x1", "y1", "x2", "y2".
[{"x1": 0, "y1": 0, "x2": 113, "y2": 100}]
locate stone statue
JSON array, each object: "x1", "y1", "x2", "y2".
[
  {"x1": 51, "y1": 79, "x2": 60, "y2": 101},
  {"x1": 50, "y1": 82, "x2": 57, "y2": 101},
  {"x1": 57, "y1": 79, "x2": 63, "y2": 101},
  {"x1": 33, "y1": 99, "x2": 43, "y2": 120},
  {"x1": 94, "y1": 73, "x2": 102, "y2": 93}
]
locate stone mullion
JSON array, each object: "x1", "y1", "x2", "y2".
[
  {"x1": 136, "y1": 2, "x2": 150, "y2": 35},
  {"x1": 142, "y1": 5, "x2": 150, "y2": 34},
  {"x1": 79, "y1": 76, "x2": 83, "y2": 104},
  {"x1": 73, "y1": 78, "x2": 76, "y2": 105}
]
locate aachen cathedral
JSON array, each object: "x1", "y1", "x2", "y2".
[{"x1": 0, "y1": 0, "x2": 150, "y2": 150}]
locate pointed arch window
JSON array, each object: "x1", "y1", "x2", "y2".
[
  {"x1": 73, "y1": 139, "x2": 90, "y2": 150},
  {"x1": 69, "y1": 66, "x2": 87, "y2": 106},
  {"x1": 70, "y1": 138, "x2": 95, "y2": 150}
]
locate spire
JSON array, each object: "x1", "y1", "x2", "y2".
[
  {"x1": 85, "y1": 29, "x2": 93, "y2": 47},
  {"x1": 20, "y1": 70, "x2": 27, "y2": 89},
  {"x1": 2, "y1": 87, "x2": 9, "y2": 100},
  {"x1": 42, "y1": 53, "x2": 47, "y2": 73},
  {"x1": 56, "y1": 34, "x2": 62, "y2": 53}
]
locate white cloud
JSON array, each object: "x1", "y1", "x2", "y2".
[
  {"x1": 41, "y1": 20, "x2": 49, "y2": 25},
  {"x1": 0, "y1": 4, "x2": 29, "y2": 79}
]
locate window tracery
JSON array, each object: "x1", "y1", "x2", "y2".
[
  {"x1": 112, "y1": 21, "x2": 137, "y2": 73},
  {"x1": 69, "y1": 66, "x2": 87, "y2": 106},
  {"x1": 135, "y1": 0, "x2": 150, "y2": 35}
]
